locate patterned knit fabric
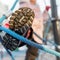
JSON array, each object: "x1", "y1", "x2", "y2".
[{"x1": 2, "y1": 7, "x2": 35, "y2": 51}]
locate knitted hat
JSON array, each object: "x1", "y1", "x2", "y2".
[{"x1": 2, "y1": 7, "x2": 35, "y2": 51}]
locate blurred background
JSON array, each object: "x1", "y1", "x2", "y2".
[{"x1": 0, "y1": 0, "x2": 60, "y2": 60}]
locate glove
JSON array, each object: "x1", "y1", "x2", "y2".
[{"x1": 2, "y1": 7, "x2": 35, "y2": 51}]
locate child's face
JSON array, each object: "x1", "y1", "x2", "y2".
[{"x1": 30, "y1": 0, "x2": 36, "y2": 4}]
